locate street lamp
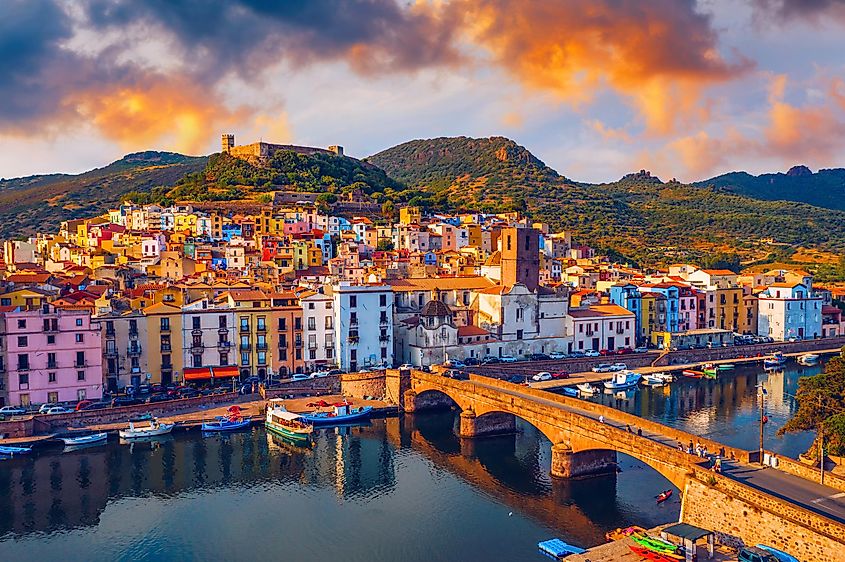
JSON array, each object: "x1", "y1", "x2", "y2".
[{"x1": 757, "y1": 383, "x2": 768, "y2": 465}]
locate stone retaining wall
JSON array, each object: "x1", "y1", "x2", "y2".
[
  {"x1": 772, "y1": 453, "x2": 845, "y2": 493},
  {"x1": 682, "y1": 468, "x2": 845, "y2": 562},
  {"x1": 657, "y1": 337, "x2": 845, "y2": 366}
]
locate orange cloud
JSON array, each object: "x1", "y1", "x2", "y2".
[
  {"x1": 450, "y1": 0, "x2": 751, "y2": 135},
  {"x1": 75, "y1": 79, "x2": 256, "y2": 154}
]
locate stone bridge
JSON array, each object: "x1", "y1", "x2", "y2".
[{"x1": 403, "y1": 371, "x2": 845, "y2": 561}]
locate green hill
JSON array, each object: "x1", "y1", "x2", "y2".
[
  {"x1": 369, "y1": 136, "x2": 845, "y2": 266},
  {"x1": 697, "y1": 166, "x2": 845, "y2": 211},
  {"x1": 0, "y1": 152, "x2": 206, "y2": 238}
]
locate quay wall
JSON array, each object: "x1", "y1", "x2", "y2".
[
  {"x1": 656, "y1": 337, "x2": 845, "y2": 366},
  {"x1": 682, "y1": 468, "x2": 845, "y2": 562}
]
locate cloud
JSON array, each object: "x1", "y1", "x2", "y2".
[
  {"x1": 450, "y1": 0, "x2": 752, "y2": 134},
  {"x1": 752, "y1": 0, "x2": 845, "y2": 22}
]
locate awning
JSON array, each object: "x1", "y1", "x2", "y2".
[
  {"x1": 183, "y1": 366, "x2": 240, "y2": 380},
  {"x1": 662, "y1": 523, "x2": 711, "y2": 541}
]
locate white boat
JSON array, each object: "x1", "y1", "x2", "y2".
[
  {"x1": 641, "y1": 374, "x2": 665, "y2": 387},
  {"x1": 603, "y1": 370, "x2": 642, "y2": 390},
  {"x1": 576, "y1": 382, "x2": 599, "y2": 394},
  {"x1": 59, "y1": 432, "x2": 108, "y2": 447},
  {"x1": 118, "y1": 419, "x2": 175, "y2": 440},
  {"x1": 797, "y1": 353, "x2": 819, "y2": 365},
  {"x1": 651, "y1": 372, "x2": 675, "y2": 383},
  {"x1": 763, "y1": 352, "x2": 787, "y2": 368}
]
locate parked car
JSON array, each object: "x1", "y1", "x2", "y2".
[
  {"x1": 112, "y1": 396, "x2": 144, "y2": 407},
  {"x1": 136, "y1": 384, "x2": 152, "y2": 395},
  {"x1": 500, "y1": 355, "x2": 518, "y2": 363},
  {"x1": 549, "y1": 352, "x2": 568, "y2": 359},
  {"x1": 584, "y1": 350, "x2": 600, "y2": 357},
  {"x1": 310, "y1": 371, "x2": 329, "y2": 378},
  {"x1": 398, "y1": 363, "x2": 414, "y2": 370},
  {"x1": 443, "y1": 369, "x2": 469, "y2": 380},
  {"x1": 444, "y1": 359, "x2": 466, "y2": 368},
  {"x1": 615, "y1": 348, "x2": 633, "y2": 355},
  {"x1": 462, "y1": 357, "x2": 480, "y2": 366},
  {"x1": 79, "y1": 401, "x2": 110, "y2": 411},
  {"x1": 178, "y1": 388, "x2": 200, "y2": 399},
  {"x1": 0, "y1": 406, "x2": 28, "y2": 416},
  {"x1": 737, "y1": 547, "x2": 778, "y2": 562},
  {"x1": 43, "y1": 406, "x2": 72, "y2": 415},
  {"x1": 38, "y1": 403, "x2": 60, "y2": 414},
  {"x1": 146, "y1": 393, "x2": 171, "y2": 404},
  {"x1": 634, "y1": 346, "x2": 649, "y2": 353},
  {"x1": 609, "y1": 363, "x2": 628, "y2": 371},
  {"x1": 166, "y1": 385, "x2": 189, "y2": 396},
  {"x1": 529, "y1": 353, "x2": 550, "y2": 361},
  {"x1": 326, "y1": 369, "x2": 344, "y2": 376},
  {"x1": 591, "y1": 363, "x2": 613, "y2": 373},
  {"x1": 482, "y1": 356, "x2": 501, "y2": 364},
  {"x1": 150, "y1": 384, "x2": 164, "y2": 394},
  {"x1": 569, "y1": 350, "x2": 586, "y2": 358},
  {"x1": 508, "y1": 375, "x2": 526, "y2": 384},
  {"x1": 598, "y1": 349, "x2": 613, "y2": 356},
  {"x1": 532, "y1": 371, "x2": 552, "y2": 382},
  {"x1": 291, "y1": 373, "x2": 310, "y2": 382},
  {"x1": 75, "y1": 400, "x2": 93, "y2": 411},
  {"x1": 550, "y1": 371, "x2": 569, "y2": 379}
]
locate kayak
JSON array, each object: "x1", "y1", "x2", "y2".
[
  {"x1": 631, "y1": 532, "x2": 680, "y2": 554},
  {"x1": 656, "y1": 489, "x2": 673, "y2": 504},
  {"x1": 629, "y1": 545, "x2": 684, "y2": 562}
]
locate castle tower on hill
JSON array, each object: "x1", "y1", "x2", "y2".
[
  {"x1": 501, "y1": 226, "x2": 540, "y2": 292},
  {"x1": 222, "y1": 134, "x2": 235, "y2": 153}
]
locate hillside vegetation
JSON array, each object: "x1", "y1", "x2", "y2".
[
  {"x1": 698, "y1": 166, "x2": 845, "y2": 211},
  {"x1": 369, "y1": 136, "x2": 845, "y2": 267},
  {"x1": 0, "y1": 152, "x2": 206, "y2": 238}
]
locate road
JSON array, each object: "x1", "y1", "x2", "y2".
[{"x1": 470, "y1": 378, "x2": 845, "y2": 526}]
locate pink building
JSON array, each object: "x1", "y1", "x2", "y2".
[{"x1": 0, "y1": 305, "x2": 103, "y2": 407}]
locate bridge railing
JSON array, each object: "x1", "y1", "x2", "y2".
[{"x1": 463, "y1": 373, "x2": 753, "y2": 463}]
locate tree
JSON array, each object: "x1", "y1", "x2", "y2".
[
  {"x1": 377, "y1": 239, "x2": 394, "y2": 251},
  {"x1": 779, "y1": 356, "x2": 845, "y2": 457},
  {"x1": 381, "y1": 200, "x2": 396, "y2": 222}
]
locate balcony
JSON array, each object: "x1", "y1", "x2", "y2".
[
  {"x1": 47, "y1": 362, "x2": 58, "y2": 370},
  {"x1": 191, "y1": 328, "x2": 203, "y2": 336},
  {"x1": 105, "y1": 328, "x2": 116, "y2": 337},
  {"x1": 379, "y1": 334, "x2": 390, "y2": 342},
  {"x1": 379, "y1": 319, "x2": 389, "y2": 327},
  {"x1": 239, "y1": 325, "x2": 250, "y2": 334},
  {"x1": 239, "y1": 343, "x2": 251, "y2": 351},
  {"x1": 160, "y1": 344, "x2": 172, "y2": 352},
  {"x1": 75, "y1": 362, "x2": 89, "y2": 369},
  {"x1": 256, "y1": 342, "x2": 268, "y2": 351},
  {"x1": 128, "y1": 329, "x2": 139, "y2": 339},
  {"x1": 218, "y1": 340, "x2": 231, "y2": 349},
  {"x1": 347, "y1": 335, "x2": 359, "y2": 344},
  {"x1": 190, "y1": 343, "x2": 204, "y2": 351},
  {"x1": 160, "y1": 325, "x2": 171, "y2": 333},
  {"x1": 350, "y1": 319, "x2": 359, "y2": 327},
  {"x1": 218, "y1": 326, "x2": 229, "y2": 334},
  {"x1": 127, "y1": 345, "x2": 142, "y2": 356}
]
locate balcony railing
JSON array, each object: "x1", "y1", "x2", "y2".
[
  {"x1": 308, "y1": 342, "x2": 318, "y2": 350},
  {"x1": 191, "y1": 328, "x2": 203, "y2": 336},
  {"x1": 160, "y1": 325, "x2": 170, "y2": 333},
  {"x1": 128, "y1": 329, "x2": 139, "y2": 338},
  {"x1": 218, "y1": 326, "x2": 229, "y2": 334},
  {"x1": 347, "y1": 335, "x2": 359, "y2": 344},
  {"x1": 160, "y1": 344, "x2": 172, "y2": 352},
  {"x1": 256, "y1": 342, "x2": 268, "y2": 351},
  {"x1": 47, "y1": 362, "x2": 58, "y2": 369},
  {"x1": 127, "y1": 346, "x2": 142, "y2": 356},
  {"x1": 218, "y1": 340, "x2": 231, "y2": 348},
  {"x1": 379, "y1": 335, "x2": 390, "y2": 342},
  {"x1": 190, "y1": 343, "x2": 204, "y2": 351},
  {"x1": 239, "y1": 325, "x2": 250, "y2": 334},
  {"x1": 240, "y1": 343, "x2": 251, "y2": 351}
]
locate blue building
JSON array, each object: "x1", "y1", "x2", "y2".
[{"x1": 608, "y1": 283, "x2": 643, "y2": 344}]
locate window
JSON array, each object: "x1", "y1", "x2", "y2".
[
  {"x1": 193, "y1": 316, "x2": 201, "y2": 330},
  {"x1": 279, "y1": 317, "x2": 287, "y2": 331},
  {"x1": 0, "y1": 298, "x2": 9, "y2": 306},
  {"x1": 160, "y1": 318, "x2": 170, "y2": 331},
  {"x1": 48, "y1": 392, "x2": 59, "y2": 404},
  {"x1": 47, "y1": 335, "x2": 55, "y2": 344},
  {"x1": 17, "y1": 354, "x2": 29, "y2": 370},
  {"x1": 308, "y1": 302, "x2": 315, "y2": 310},
  {"x1": 294, "y1": 317, "x2": 302, "y2": 330},
  {"x1": 17, "y1": 319, "x2": 26, "y2": 329},
  {"x1": 379, "y1": 294, "x2": 387, "y2": 307},
  {"x1": 350, "y1": 349, "x2": 357, "y2": 361},
  {"x1": 308, "y1": 317, "x2": 316, "y2": 330},
  {"x1": 76, "y1": 351, "x2": 85, "y2": 367},
  {"x1": 516, "y1": 308, "x2": 523, "y2": 321},
  {"x1": 349, "y1": 295, "x2": 357, "y2": 308},
  {"x1": 220, "y1": 352, "x2": 229, "y2": 365},
  {"x1": 193, "y1": 354, "x2": 203, "y2": 368},
  {"x1": 47, "y1": 353, "x2": 57, "y2": 369},
  {"x1": 75, "y1": 333, "x2": 84, "y2": 343},
  {"x1": 257, "y1": 352, "x2": 266, "y2": 365},
  {"x1": 162, "y1": 354, "x2": 172, "y2": 368},
  {"x1": 257, "y1": 317, "x2": 266, "y2": 330},
  {"x1": 295, "y1": 349, "x2": 301, "y2": 360},
  {"x1": 516, "y1": 329, "x2": 523, "y2": 340},
  {"x1": 326, "y1": 301, "x2": 332, "y2": 309},
  {"x1": 77, "y1": 370, "x2": 85, "y2": 381},
  {"x1": 326, "y1": 347, "x2": 333, "y2": 359},
  {"x1": 219, "y1": 315, "x2": 228, "y2": 329},
  {"x1": 241, "y1": 352, "x2": 250, "y2": 366},
  {"x1": 17, "y1": 336, "x2": 27, "y2": 347},
  {"x1": 240, "y1": 317, "x2": 249, "y2": 330},
  {"x1": 381, "y1": 347, "x2": 388, "y2": 359},
  {"x1": 309, "y1": 349, "x2": 316, "y2": 360},
  {"x1": 76, "y1": 318, "x2": 83, "y2": 327},
  {"x1": 380, "y1": 311, "x2": 388, "y2": 323}
]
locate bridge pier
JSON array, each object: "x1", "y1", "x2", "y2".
[
  {"x1": 459, "y1": 410, "x2": 517, "y2": 438},
  {"x1": 551, "y1": 443, "x2": 617, "y2": 479},
  {"x1": 404, "y1": 389, "x2": 455, "y2": 413}
]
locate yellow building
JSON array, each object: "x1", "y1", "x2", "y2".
[
  {"x1": 714, "y1": 286, "x2": 743, "y2": 332},
  {"x1": 143, "y1": 302, "x2": 183, "y2": 385},
  {"x1": 399, "y1": 206, "x2": 421, "y2": 225},
  {"x1": 220, "y1": 290, "x2": 273, "y2": 378},
  {"x1": 0, "y1": 288, "x2": 51, "y2": 309}
]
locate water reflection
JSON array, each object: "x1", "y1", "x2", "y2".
[{"x1": 574, "y1": 359, "x2": 825, "y2": 457}]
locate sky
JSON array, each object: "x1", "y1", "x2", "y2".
[{"x1": 2, "y1": 0, "x2": 845, "y2": 183}]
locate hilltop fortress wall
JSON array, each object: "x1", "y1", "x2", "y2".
[{"x1": 221, "y1": 134, "x2": 343, "y2": 166}]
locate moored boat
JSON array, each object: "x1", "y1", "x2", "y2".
[
  {"x1": 701, "y1": 363, "x2": 718, "y2": 378},
  {"x1": 628, "y1": 545, "x2": 684, "y2": 562},
  {"x1": 605, "y1": 525, "x2": 645, "y2": 542},
  {"x1": 717, "y1": 363, "x2": 735, "y2": 371},
  {"x1": 603, "y1": 370, "x2": 641, "y2": 390},
  {"x1": 561, "y1": 387, "x2": 578, "y2": 398},
  {"x1": 641, "y1": 374, "x2": 665, "y2": 387},
  {"x1": 655, "y1": 489, "x2": 673, "y2": 504},
  {"x1": 59, "y1": 432, "x2": 108, "y2": 447},
  {"x1": 0, "y1": 444, "x2": 32, "y2": 456},
  {"x1": 651, "y1": 372, "x2": 674, "y2": 383},
  {"x1": 201, "y1": 418, "x2": 251, "y2": 432},
  {"x1": 755, "y1": 544, "x2": 800, "y2": 562},
  {"x1": 265, "y1": 399, "x2": 313, "y2": 444},
  {"x1": 631, "y1": 531, "x2": 680, "y2": 554},
  {"x1": 797, "y1": 353, "x2": 819, "y2": 366},
  {"x1": 118, "y1": 418, "x2": 175, "y2": 440},
  {"x1": 682, "y1": 369, "x2": 703, "y2": 378},
  {"x1": 297, "y1": 400, "x2": 373, "y2": 426},
  {"x1": 763, "y1": 352, "x2": 787, "y2": 368},
  {"x1": 576, "y1": 382, "x2": 598, "y2": 394}
]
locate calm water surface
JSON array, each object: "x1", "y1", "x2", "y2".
[{"x1": 0, "y1": 359, "x2": 822, "y2": 561}]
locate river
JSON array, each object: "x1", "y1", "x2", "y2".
[{"x1": 0, "y1": 360, "x2": 822, "y2": 561}]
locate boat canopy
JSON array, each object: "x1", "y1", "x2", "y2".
[{"x1": 272, "y1": 410, "x2": 303, "y2": 421}]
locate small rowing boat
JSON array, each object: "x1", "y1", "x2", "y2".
[
  {"x1": 763, "y1": 352, "x2": 787, "y2": 368},
  {"x1": 682, "y1": 369, "x2": 703, "y2": 378},
  {"x1": 641, "y1": 374, "x2": 665, "y2": 387},
  {"x1": 797, "y1": 353, "x2": 819, "y2": 366},
  {"x1": 576, "y1": 382, "x2": 599, "y2": 394},
  {"x1": 655, "y1": 489, "x2": 673, "y2": 504},
  {"x1": 201, "y1": 418, "x2": 251, "y2": 432},
  {"x1": 0, "y1": 444, "x2": 32, "y2": 456},
  {"x1": 629, "y1": 545, "x2": 684, "y2": 562},
  {"x1": 118, "y1": 418, "x2": 175, "y2": 440},
  {"x1": 701, "y1": 364, "x2": 718, "y2": 378},
  {"x1": 59, "y1": 432, "x2": 108, "y2": 447},
  {"x1": 717, "y1": 363, "x2": 735, "y2": 371}
]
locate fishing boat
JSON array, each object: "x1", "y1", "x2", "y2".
[
  {"x1": 641, "y1": 374, "x2": 666, "y2": 387},
  {"x1": 297, "y1": 400, "x2": 373, "y2": 426},
  {"x1": 701, "y1": 363, "x2": 718, "y2": 378},
  {"x1": 756, "y1": 544, "x2": 800, "y2": 562},
  {"x1": 797, "y1": 353, "x2": 819, "y2": 366},
  {"x1": 538, "y1": 538, "x2": 585, "y2": 559},
  {"x1": 682, "y1": 369, "x2": 703, "y2": 378},
  {"x1": 265, "y1": 399, "x2": 313, "y2": 444},
  {"x1": 655, "y1": 489, "x2": 673, "y2": 503},
  {"x1": 118, "y1": 418, "x2": 175, "y2": 440},
  {"x1": 59, "y1": 432, "x2": 108, "y2": 447},
  {"x1": 763, "y1": 352, "x2": 787, "y2": 368},
  {"x1": 603, "y1": 370, "x2": 642, "y2": 390},
  {"x1": 0, "y1": 444, "x2": 32, "y2": 456},
  {"x1": 576, "y1": 382, "x2": 599, "y2": 394}
]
